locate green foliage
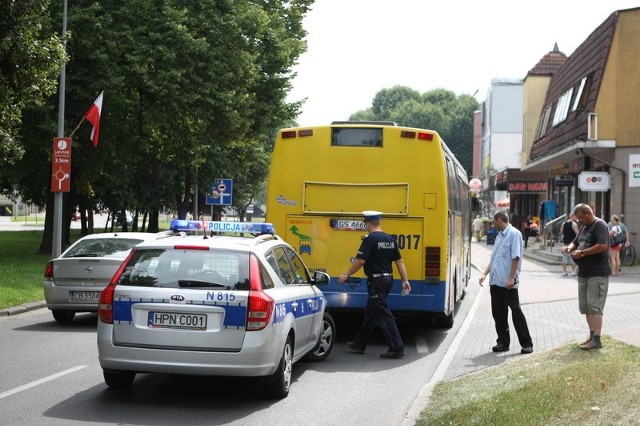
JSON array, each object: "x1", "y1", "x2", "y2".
[
  {"x1": 0, "y1": 0, "x2": 66, "y2": 168},
  {"x1": 350, "y1": 85, "x2": 479, "y2": 175},
  {"x1": 4, "y1": 0, "x2": 313, "y2": 244}
]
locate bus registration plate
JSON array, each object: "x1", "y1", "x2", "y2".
[{"x1": 148, "y1": 312, "x2": 207, "y2": 331}]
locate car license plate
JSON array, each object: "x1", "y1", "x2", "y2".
[
  {"x1": 68, "y1": 291, "x2": 101, "y2": 302},
  {"x1": 147, "y1": 312, "x2": 207, "y2": 331}
]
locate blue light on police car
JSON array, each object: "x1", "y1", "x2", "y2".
[{"x1": 170, "y1": 220, "x2": 275, "y2": 235}]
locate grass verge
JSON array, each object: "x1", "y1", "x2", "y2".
[
  {"x1": 0, "y1": 231, "x2": 51, "y2": 310},
  {"x1": 418, "y1": 336, "x2": 640, "y2": 425}
]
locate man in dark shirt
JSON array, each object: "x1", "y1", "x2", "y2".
[
  {"x1": 561, "y1": 203, "x2": 610, "y2": 350},
  {"x1": 338, "y1": 211, "x2": 411, "y2": 359}
]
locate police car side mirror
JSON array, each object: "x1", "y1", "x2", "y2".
[{"x1": 312, "y1": 271, "x2": 330, "y2": 285}]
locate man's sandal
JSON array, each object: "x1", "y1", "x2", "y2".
[{"x1": 580, "y1": 341, "x2": 602, "y2": 350}]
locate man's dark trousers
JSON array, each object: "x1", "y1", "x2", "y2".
[
  {"x1": 353, "y1": 276, "x2": 404, "y2": 352},
  {"x1": 490, "y1": 285, "x2": 533, "y2": 348}
]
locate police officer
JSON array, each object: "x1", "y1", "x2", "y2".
[{"x1": 338, "y1": 211, "x2": 411, "y2": 359}]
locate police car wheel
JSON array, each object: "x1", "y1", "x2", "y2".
[
  {"x1": 304, "y1": 312, "x2": 336, "y2": 362},
  {"x1": 103, "y1": 369, "x2": 135, "y2": 389},
  {"x1": 264, "y1": 335, "x2": 292, "y2": 398}
]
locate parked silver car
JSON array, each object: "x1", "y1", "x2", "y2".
[
  {"x1": 97, "y1": 220, "x2": 334, "y2": 398},
  {"x1": 43, "y1": 232, "x2": 162, "y2": 323}
]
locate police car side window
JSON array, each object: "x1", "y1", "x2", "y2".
[
  {"x1": 283, "y1": 247, "x2": 310, "y2": 284},
  {"x1": 260, "y1": 264, "x2": 275, "y2": 289},
  {"x1": 271, "y1": 247, "x2": 295, "y2": 285}
]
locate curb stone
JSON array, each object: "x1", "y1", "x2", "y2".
[{"x1": 0, "y1": 301, "x2": 46, "y2": 317}]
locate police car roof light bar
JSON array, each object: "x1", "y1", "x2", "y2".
[{"x1": 170, "y1": 219, "x2": 275, "y2": 235}]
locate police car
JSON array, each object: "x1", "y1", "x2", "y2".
[{"x1": 97, "y1": 220, "x2": 334, "y2": 398}]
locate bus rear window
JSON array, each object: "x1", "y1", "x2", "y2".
[{"x1": 331, "y1": 128, "x2": 382, "y2": 147}]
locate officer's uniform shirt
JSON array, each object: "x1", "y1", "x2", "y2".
[{"x1": 356, "y1": 231, "x2": 401, "y2": 277}]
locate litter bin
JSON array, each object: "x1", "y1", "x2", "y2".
[{"x1": 486, "y1": 228, "x2": 497, "y2": 245}]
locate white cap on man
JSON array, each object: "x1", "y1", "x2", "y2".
[{"x1": 362, "y1": 210, "x2": 383, "y2": 222}]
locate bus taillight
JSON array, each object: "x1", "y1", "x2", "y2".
[
  {"x1": 281, "y1": 130, "x2": 297, "y2": 138},
  {"x1": 298, "y1": 129, "x2": 313, "y2": 137},
  {"x1": 425, "y1": 247, "x2": 441, "y2": 281},
  {"x1": 400, "y1": 130, "x2": 416, "y2": 138},
  {"x1": 417, "y1": 132, "x2": 434, "y2": 141}
]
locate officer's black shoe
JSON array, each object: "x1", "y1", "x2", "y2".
[
  {"x1": 521, "y1": 347, "x2": 534, "y2": 354},
  {"x1": 492, "y1": 344, "x2": 510, "y2": 352},
  {"x1": 346, "y1": 342, "x2": 365, "y2": 354},
  {"x1": 380, "y1": 350, "x2": 405, "y2": 359}
]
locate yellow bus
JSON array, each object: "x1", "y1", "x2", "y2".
[{"x1": 265, "y1": 122, "x2": 471, "y2": 327}]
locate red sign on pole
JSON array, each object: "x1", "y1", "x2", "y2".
[{"x1": 51, "y1": 137, "x2": 72, "y2": 192}]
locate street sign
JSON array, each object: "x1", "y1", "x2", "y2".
[
  {"x1": 206, "y1": 178, "x2": 233, "y2": 205},
  {"x1": 51, "y1": 137, "x2": 72, "y2": 192},
  {"x1": 630, "y1": 154, "x2": 640, "y2": 188},
  {"x1": 578, "y1": 171, "x2": 610, "y2": 192}
]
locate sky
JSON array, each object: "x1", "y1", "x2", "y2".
[{"x1": 287, "y1": 0, "x2": 640, "y2": 127}]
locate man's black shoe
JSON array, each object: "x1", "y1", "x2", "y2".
[
  {"x1": 492, "y1": 344, "x2": 509, "y2": 352},
  {"x1": 521, "y1": 347, "x2": 533, "y2": 354},
  {"x1": 380, "y1": 351, "x2": 405, "y2": 359},
  {"x1": 346, "y1": 342, "x2": 364, "y2": 354}
]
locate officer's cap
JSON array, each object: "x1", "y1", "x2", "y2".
[{"x1": 362, "y1": 210, "x2": 383, "y2": 222}]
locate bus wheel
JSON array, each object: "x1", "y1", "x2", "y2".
[{"x1": 436, "y1": 311, "x2": 454, "y2": 329}]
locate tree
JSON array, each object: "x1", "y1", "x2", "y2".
[
  {"x1": 9, "y1": 0, "x2": 313, "y2": 252},
  {"x1": 0, "y1": 0, "x2": 65, "y2": 176},
  {"x1": 349, "y1": 86, "x2": 479, "y2": 175}
]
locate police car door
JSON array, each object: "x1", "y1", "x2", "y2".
[{"x1": 269, "y1": 246, "x2": 321, "y2": 355}]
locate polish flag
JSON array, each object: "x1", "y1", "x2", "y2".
[{"x1": 84, "y1": 92, "x2": 103, "y2": 147}]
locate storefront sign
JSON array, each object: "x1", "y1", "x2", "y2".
[
  {"x1": 507, "y1": 181, "x2": 548, "y2": 193},
  {"x1": 578, "y1": 172, "x2": 610, "y2": 191},
  {"x1": 554, "y1": 175, "x2": 574, "y2": 187}
]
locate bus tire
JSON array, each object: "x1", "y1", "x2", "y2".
[{"x1": 436, "y1": 311, "x2": 454, "y2": 329}]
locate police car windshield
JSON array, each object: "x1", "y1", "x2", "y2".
[{"x1": 119, "y1": 249, "x2": 250, "y2": 290}]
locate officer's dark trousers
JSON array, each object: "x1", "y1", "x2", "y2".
[
  {"x1": 354, "y1": 276, "x2": 404, "y2": 352},
  {"x1": 490, "y1": 285, "x2": 533, "y2": 348}
]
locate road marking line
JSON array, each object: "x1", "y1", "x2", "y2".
[
  {"x1": 415, "y1": 335, "x2": 429, "y2": 353},
  {"x1": 0, "y1": 365, "x2": 86, "y2": 400}
]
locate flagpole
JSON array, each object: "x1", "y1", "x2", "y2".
[
  {"x1": 68, "y1": 116, "x2": 85, "y2": 139},
  {"x1": 53, "y1": 0, "x2": 68, "y2": 259}
]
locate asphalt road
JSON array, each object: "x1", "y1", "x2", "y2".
[{"x1": 0, "y1": 277, "x2": 482, "y2": 426}]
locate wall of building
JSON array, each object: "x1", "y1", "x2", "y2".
[
  {"x1": 522, "y1": 75, "x2": 551, "y2": 168},
  {"x1": 491, "y1": 132, "x2": 523, "y2": 170}
]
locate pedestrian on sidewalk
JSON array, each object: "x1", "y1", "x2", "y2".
[
  {"x1": 523, "y1": 216, "x2": 533, "y2": 249},
  {"x1": 561, "y1": 213, "x2": 579, "y2": 276},
  {"x1": 339, "y1": 211, "x2": 411, "y2": 359},
  {"x1": 472, "y1": 215, "x2": 484, "y2": 242},
  {"x1": 607, "y1": 215, "x2": 625, "y2": 276},
  {"x1": 562, "y1": 203, "x2": 610, "y2": 350},
  {"x1": 479, "y1": 210, "x2": 533, "y2": 355}
]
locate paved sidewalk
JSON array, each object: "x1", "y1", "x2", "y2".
[{"x1": 444, "y1": 240, "x2": 640, "y2": 380}]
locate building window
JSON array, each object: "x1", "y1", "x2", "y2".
[
  {"x1": 572, "y1": 77, "x2": 587, "y2": 111},
  {"x1": 571, "y1": 74, "x2": 593, "y2": 112},
  {"x1": 552, "y1": 88, "x2": 573, "y2": 126},
  {"x1": 535, "y1": 106, "x2": 551, "y2": 140}
]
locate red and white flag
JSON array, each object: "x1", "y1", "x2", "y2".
[{"x1": 83, "y1": 92, "x2": 103, "y2": 147}]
